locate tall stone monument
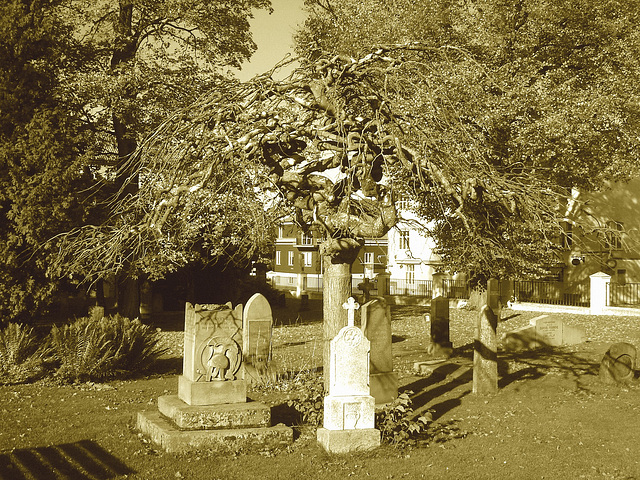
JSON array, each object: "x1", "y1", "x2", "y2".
[
  {"x1": 317, "y1": 297, "x2": 381, "y2": 453},
  {"x1": 361, "y1": 298, "x2": 398, "y2": 404},
  {"x1": 137, "y1": 301, "x2": 292, "y2": 453}
]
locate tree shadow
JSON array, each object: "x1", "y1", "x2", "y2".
[{"x1": 0, "y1": 440, "x2": 133, "y2": 480}]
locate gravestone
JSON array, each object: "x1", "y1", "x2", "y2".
[
  {"x1": 599, "y1": 342, "x2": 636, "y2": 384},
  {"x1": 358, "y1": 277, "x2": 375, "y2": 304},
  {"x1": 361, "y1": 298, "x2": 397, "y2": 404},
  {"x1": 137, "y1": 301, "x2": 292, "y2": 453},
  {"x1": 503, "y1": 314, "x2": 587, "y2": 351},
  {"x1": 473, "y1": 278, "x2": 500, "y2": 395},
  {"x1": 317, "y1": 297, "x2": 380, "y2": 453},
  {"x1": 180, "y1": 302, "x2": 245, "y2": 405},
  {"x1": 430, "y1": 296, "x2": 452, "y2": 350},
  {"x1": 242, "y1": 293, "x2": 273, "y2": 383}
]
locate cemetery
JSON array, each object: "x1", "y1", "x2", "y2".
[
  {"x1": 2, "y1": 0, "x2": 640, "y2": 478},
  {"x1": 2, "y1": 291, "x2": 640, "y2": 479}
]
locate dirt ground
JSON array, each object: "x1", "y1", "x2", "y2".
[{"x1": 2, "y1": 300, "x2": 640, "y2": 479}]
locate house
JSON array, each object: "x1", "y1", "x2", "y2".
[{"x1": 269, "y1": 220, "x2": 387, "y2": 296}]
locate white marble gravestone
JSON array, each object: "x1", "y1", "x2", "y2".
[
  {"x1": 317, "y1": 297, "x2": 380, "y2": 453},
  {"x1": 242, "y1": 293, "x2": 273, "y2": 381}
]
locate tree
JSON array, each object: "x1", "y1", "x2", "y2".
[
  {"x1": 0, "y1": 0, "x2": 101, "y2": 322},
  {"x1": 52, "y1": 0, "x2": 640, "y2": 392},
  {"x1": 48, "y1": 0, "x2": 273, "y2": 318},
  {"x1": 295, "y1": 0, "x2": 640, "y2": 392}
]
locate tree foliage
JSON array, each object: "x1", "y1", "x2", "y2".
[
  {"x1": 0, "y1": 0, "x2": 100, "y2": 321},
  {"x1": 296, "y1": 0, "x2": 640, "y2": 279}
]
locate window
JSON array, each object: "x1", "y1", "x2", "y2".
[
  {"x1": 301, "y1": 232, "x2": 313, "y2": 245},
  {"x1": 399, "y1": 231, "x2": 410, "y2": 250},
  {"x1": 405, "y1": 264, "x2": 415, "y2": 283},
  {"x1": 288, "y1": 276, "x2": 295, "y2": 284},
  {"x1": 304, "y1": 251, "x2": 313, "y2": 267},
  {"x1": 606, "y1": 221, "x2": 624, "y2": 250},
  {"x1": 288, "y1": 251, "x2": 295, "y2": 266},
  {"x1": 275, "y1": 251, "x2": 281, "y2": 265},
  {"x1": 618, "y1": 269, "x2": 627, "y2": 285},
  {"x1": 277, "y1": 226, "x2": 284, "y2": 238},
  {"x1": 364, "y1": 252, "x2": 374, "y2": 264},
  {"x1": 562, "y1": 222, "x2": 573, "y2": 249}
]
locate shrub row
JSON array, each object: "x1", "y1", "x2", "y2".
[{"x1": 0, "y1": 313, "x2": 167, "y2": 385}]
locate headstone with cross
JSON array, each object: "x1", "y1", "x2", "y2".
[{"x1": 317, "y1": 297, "x2": 380, "y2": 453}]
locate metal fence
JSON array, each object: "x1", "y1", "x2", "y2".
[
  {"x1": 388, "y1": 279, "x2": 433, "y2": 297},
  {"x1": 608, "y1": 282, "x2": 640, "y2": 306},
  {"x1": 514, "y1": 280, "x2": 589, "y2": 307},
  {"x1": 443, "y1": 279, "x2": 470, "y2": 299}
]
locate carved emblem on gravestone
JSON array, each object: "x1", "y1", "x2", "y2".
[
  {"x1": 343, "y1": 326, "x2": 364, "y2": 347},
  {"x1": 197, "y1": 337, "x2": 242, "y2": 382}
]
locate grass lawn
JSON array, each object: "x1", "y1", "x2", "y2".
[{"x1": 2, "y1": 300, "x2": 640, "y2": 479}]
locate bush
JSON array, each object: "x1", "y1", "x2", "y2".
[
  {"x1": 286, "y1": 372, "x2": 325, "y2": 426},
  {"x1": 376, "y1": 391, "x2": 432, "y2": 447},
  {"x1": 49, "y1": 314, "x2": 167, "y2": 383},
  {"x1": 0, "y1": 323, "x2": 50, "y2": 384}
]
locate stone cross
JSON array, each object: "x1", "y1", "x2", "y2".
[{"x1": 342, "y1": 297, "x2": 360, "y2": 327}]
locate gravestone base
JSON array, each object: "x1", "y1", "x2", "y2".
[
  {"x1": 158, "y1": 395, "x2": 270, "y2": 430},
  {"x1": 370, "y1": 372, "x2": 398, "y2": 405},
  {"x1": 137, "y1": 411, "x2": 293, "y2": 454},
  {"x1": 317, "y1": 427, "x2": 380, "y2": 454},
  {"x1": 178, "y1": 376, "x2": 246, "y2": 405},
  {"x1": 323, "y1": 395, "x2": 376, "y2": 430}
]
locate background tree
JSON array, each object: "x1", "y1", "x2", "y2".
[
  {"x1": 295, "y1": 0, "x2": 640, "y2": 392},
  {"x1": 0, "y1": 0, "x2": 101, "y2": 323},
  {"x1": 51, "y1": 0, "x2": 273, "y2": 318},
  {"x1": 52, "y1": 0, "x2": 640, "y2": 392}
]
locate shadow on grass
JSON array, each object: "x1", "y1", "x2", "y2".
[{"x1": 0, "y1": 440, "x2": 133, "y2": 480}]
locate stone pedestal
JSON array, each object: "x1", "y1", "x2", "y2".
[{"x1": 137, "y1": 301, "x2": 293, "y2": 453}]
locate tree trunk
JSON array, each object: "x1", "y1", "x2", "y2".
[
  {"x1": 117, "y1": 274, "x2": 140, "y2": 320},
  {"x1": 320, "y1": 237, "x2": 363, "y2": 391},
  {"x1": 111, "y1": 0, "x2": 140, "y2": 318}
]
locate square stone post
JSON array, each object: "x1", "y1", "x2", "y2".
[{"x1": 590, "y1": 272, "x2": 611, "y2": 314}]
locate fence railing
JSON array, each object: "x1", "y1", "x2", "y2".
[
  {"x1": 443, "y1": 279, "x2": 470, "y2": 299},
  {"x1": 608, "y1": 282, "x2": 640, "y2": 306},
  {"x1": 514, "y1": 280, "x2": 589, "y2": 307},
  {"x1": 388, "y1": 279, "x2": 433, "y2": 297}
]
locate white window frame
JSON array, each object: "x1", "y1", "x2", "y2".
[
  {"x1": 304, "y1": 251, "x2": 313, "y2": 267},
  {"x1": 364, "y1": 252, "x2": 374, "y2": 264},
  {"x1": 288, "y1": 250, "x2": 295, "y2": 266},
  {"x1": 275, "y1": 251, "x2": 281, "y2": 265},
  {"x1": 399, "y1": 230, "x2": 410, "y2": 250}
]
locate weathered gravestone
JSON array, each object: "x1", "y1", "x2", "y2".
[
  {"x1": 317, "y1": 297, "x2": 380, "y2": 453},
  {"x1": 242, "y1": 293, "x2": 273, "y2": 383},
  {"x1": 137, "y1": 301, "x2": 292, "y2": 453},
  {"x1": 503, "y1": 314, "x2": 587, "y2": 351},
  {"x1": 361, "y1": 298, "x2": 397, "y2": 404},
  {"x1": 179, "y1": 302, "x2": 245, "y2": 404},
  {"x1": 430, "y1": 295, "x2": 452, "y2": 354},
  {"x1": 599, "y1": 342, "x2": 637, "y2": 384}
]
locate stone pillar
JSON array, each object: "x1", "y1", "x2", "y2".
[
  {"x1": 430, "y1": 296, "x2": 451, "y2": 349},
  {"x1": 590, "y1": 271, "x2": 611, "y2": 314},
  {"x1": 432, "y1": 272, "x2": 446, "y2": 298},
  {"x1": 296, "y1": 272, "x2": 307, "y2": 298},
  {"x1": 376, "y1": 273, "x2": 390, "y2": 296},
  {"x1": 473, "y1": 279, "x2": 499, "y2": 395}
]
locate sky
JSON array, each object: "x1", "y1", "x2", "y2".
[{"x1": 234, "y1": 0, "x2": 308, "y2": 81}]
